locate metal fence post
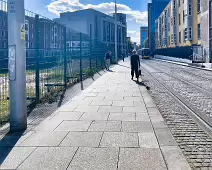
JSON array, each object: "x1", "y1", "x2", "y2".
[
  {"x1": 63, "y1": 27, "x2": 67, "y2": 88},
  {"x1": 8, "y1": 0, "x2": 27, "y2": 131},
  {"x1": 80, "y1": 33, "x2": 83, "y2": 90},
  {"x1": 35, "y1": 14, "x2": 40, "y2": 102},
  {"x1": 96, "y1": 55, "x2": 98, "y2": 72},
  {"x1": 89, "y1": 36, "x2": 92, "y2": 76}
]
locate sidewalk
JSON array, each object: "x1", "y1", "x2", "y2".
[{"x1": 0, "y1": 59, "x2": 191, "y2": 170}]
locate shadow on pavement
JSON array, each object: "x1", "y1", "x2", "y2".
[{"x1": 0, "y1": 131, "x2": 25, "y2": 164}]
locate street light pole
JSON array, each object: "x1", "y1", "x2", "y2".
[
  {"x1": 8, "y1": 0, "x2": 27, "y2": 132},
  {"x1": 114, "y1": 0, "x2": 118, "y2": 63}
]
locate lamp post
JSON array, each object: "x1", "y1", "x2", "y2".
[
  {"x1": 114, "y1": 0, "x2": 118, "y2": 63},
  {"x1": 8, "y1": 0, "x2": 27, "y2": 132}
]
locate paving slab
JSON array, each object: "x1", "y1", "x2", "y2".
[
  {"x1": 0, "y1": 147, "x2": 36, "y2": 169},
  {"x1": 0, "y1": 131, "x2": 34, "y2": 147},
  {"x1": 108, "y1": 113, "x2": 136, "y2": 121},
  {"x1": 124, "y1": 96, "x2": 143, "y2": 101},
  {"x1": 123, "y1": 106, "x2": 147, "y2": 113},
  {"x1": 155, "y1": 128, "x2": 177, "y2": 146},
  {"x1": 112, "y1": 101, "x2": 134, "y2": 107},
  {"x1": 17, "y1": 147, "x2": 77, "y2": 170},
  {"x1": 152, "y1": 121, "x2": 168, "y2": 129},
  {"x1": 147, "y1": 107, "x2": 161, "y2": 115},
  {"x1": 100, "y1": 132, "x2": 139, "y2": 147},
  {"x1": 68, "y1": 147, "x2": 119, "y2": 170},
  {"x1": 161, "y1": 146, "x2": 191, "y2": 170},
  {"x1": 34, "y1": 118, "x2": 63, "y2": 131},
  {"x1": 60, "y1": 132, "x2": 102, "y2": 147},
  {"x1": 98, "y1": 106, "x2": 123, "y2": 113},
  {"x1": 88, "y1": 121, "x2": 121, "y2": 132},
  {"x1": 54, "y1": 121, "x2": 91, "y2": 132},
  {"x1": 19, "y1": 131, "x2": 68, "y2": 147},
  {"x1": 104, "y1": 96, "x2": 124, "y2": 101},
  {"x1": 84, "y1": 96, "x2": 105, "y2": 101},
  {"x1": 50, "y1": 111, "x2": 83, "y2": 121},
  {"x1": 118, "y1": 148, "x2": 167, "y2": 170},
  {"x1": 136, "y1": 113, "x2": 150, "y2": 121},
  {"x1": 90, "y1": 100, "x2": 113, "y2": 106},
  {"x1": 150, "y1": 114, "x2": 164, "y2": 122},
  {"x1": 138, "y1": 132, "x2": 159, "y2": 148},
  {"x1": 74, "y1": 105, "x2": 100, "y2": 112},
  {"x1": 122, "y1": 121, "x2": 154, "y2": 133},
  {"x1": 134, "y1": 101, "x2": 146, "y2": 106},
  {"x1": 80, "y1": 112, "x2": 110, "y2": 121}
]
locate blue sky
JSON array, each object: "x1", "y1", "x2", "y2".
[{"x1": 25, "y1": 0, "x2": 150, "y2": 43}]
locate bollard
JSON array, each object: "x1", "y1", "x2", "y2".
[{"x1": 8, "y1": 0, "x2": 27, "y2": 132}]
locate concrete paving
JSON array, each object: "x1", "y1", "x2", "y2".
[{"x1": 0, "y1": 59, "x2": 191, "y2": 170}]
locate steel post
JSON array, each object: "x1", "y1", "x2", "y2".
[
  {"x1": 114, "y1": 0, "x2": 118, "y2": 63},
  {"x1": 8, "y1": 0, "x2": 27, "y2": 131}
]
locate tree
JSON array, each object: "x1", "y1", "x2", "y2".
[{"x1": 126, "y1": 38, "x2": 134, "y2": 53}]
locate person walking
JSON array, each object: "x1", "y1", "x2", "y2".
[
  {"x1": 105, "y1": 51, "x2": 112, "y2": 71},
  {"x1": 130, "y1": 50, "x2": 140, "y2": 82}
]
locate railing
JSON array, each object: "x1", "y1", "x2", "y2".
[{"x1": 0, "y1": 0, "x2": 119, "y2": 126}]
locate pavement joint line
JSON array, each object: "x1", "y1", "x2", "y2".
[
  {"x1": 137, "y1": 132, "x2": 140, "y2": 148},
  {"x1": 65, "y1": 147, "x2": 79, "y2": 170},
  {"x1": 58, "y1": 131, "x2": 70, "y2": 147},
  {"x1": 16, "y1": 146, "x2": 38, "y2": 169},
  {"x1": 116, "y1": 147, "x2": 121, "y2": 169},
  {"x1": 107, "y1": 112, "x2": 111, "y2": 121},
  {"x1": 98, "y1": 132, "x2": 104, "y2": 147},
  {"x1": 53, "y1": 120, "x2": 65, "y2": 131},
  {"x1": 120, "y1": 121, "x2": 123, "y2": 132},
  {"x1": 78, "y1": 112, "x2": 85, "y2": 120},
  {"x1": 86, "y1": 121, "x2": 93, "y2": 132}
]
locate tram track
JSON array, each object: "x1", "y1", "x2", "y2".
[
  {"x1": 140, "y1": 61, "x2": 212, "y2": 169},
  {"x1": 143, "y1": 61, "x2": 212, "y2": 126}
]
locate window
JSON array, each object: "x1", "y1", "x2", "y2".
[
  {"x1": 179, "y1": 14, "x2": 181, "y2": 25},
  {"x1": 165, "y1": 11, "x2": 167, "y2": 18},
  {"x1": 197, "y1": 0, "x2": 200, "y2": 13},
  {"x1": 198, "y1": 24, "x2": 201, "y2": 39},
  {"x1": 188, "y1": 4, "x2": 192, "y2": 15},
  {"x1": 25, "y1": 24, "x2": 29, "y2": 31},
  {"x1": 1, "y1": 31, "x2": 5, "y2": 37},
  {"x1": 189, "y1": 27, "x2": 192, "y2": 39},
  {"x1": 1, "y1": 42, "x2": 5, "y2": 48},
  {"x1": 25, "y1": 34, "x2": 29, "y2": 41},
  {"x1": 183, "y1": 11, "x2": 185, "y2": 23},
  {"x1": 178, "y1": 0, "x2": 180, "y2": 7},
  {"x1": 179, "y1": 31, "x2": 181, "y2": 43},
  {"x1": 173, "y1": 0, "x2": 176, "y2": 8},
  {"x1": 184, "y1": 28, "x2": 187, "y2": 40},
  {"x1": 173, "y1": 17, "x2": 176, "y2": 26}
]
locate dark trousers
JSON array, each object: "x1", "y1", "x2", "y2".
[{"x1": 131, "y1": 66, "x2": 139, "y2": 79}]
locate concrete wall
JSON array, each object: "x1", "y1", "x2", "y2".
[{"x1": 154, "y1": 55, "x2": 192, "y2": 63}]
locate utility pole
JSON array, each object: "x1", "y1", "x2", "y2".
[
  {"x1": 114, "y1": 0, "x2": 118, "y2": 63},
  {"x1": 8, "y1": 0, "x2": 27, "y2": 132}
]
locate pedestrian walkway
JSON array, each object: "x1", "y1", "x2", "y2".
[{"x1": 0, "y1": 59, "x2": 191, "y2": 170}]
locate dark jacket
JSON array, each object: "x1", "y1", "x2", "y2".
[
  {"x1": 130, "y1": 54, "x2": 140, "y2": 68},
  {"x1": 105, "y1": 52, "x2": 111, "y2": 60}
]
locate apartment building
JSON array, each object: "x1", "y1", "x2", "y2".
[
  {"x1": 54, "y1": 9, "x2": 127, "y2": 55},
  {"x1": 140, "y1": 26, "x2": 148, "y2": 48},
  {"x1": 156, "y1": 0, "x2": 201, "y2": 49},
  {"x1": 148, "y1": 0, "x2": 170, "y2": 50}
]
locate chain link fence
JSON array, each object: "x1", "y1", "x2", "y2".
[{"x1": 0, "y1": 0, "x2": 117, "y2": 126}]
